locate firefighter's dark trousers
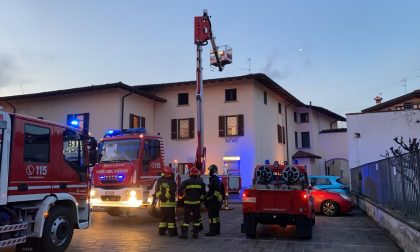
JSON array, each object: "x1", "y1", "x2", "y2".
[
  {"x1": 159, "y1": 207, "x2": 177, "y2": 236},
  {"x1": 207, "y1": 203, "x2": 220, "y2": 235},
  {"x1": 181, "y1": 203, "x2": 201, "y2": 238}
]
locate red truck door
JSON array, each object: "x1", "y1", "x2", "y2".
[
  {"x1": 9, "y1": 118, "x2": 57, "y2": 197},
  {"x1": 139, "y1": 138, "x2": 164, "y2": 187},
  {"x1": 58, "y1": 128, "x2": 89, "y2": 199}
]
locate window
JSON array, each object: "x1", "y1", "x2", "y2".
[
  {"x1": 294, "y1": 112, "x2": 297, "y2": 122},
  {"x1": 301, "y1": 132, "x2": 310, "y2": 148},
  {"x1": 225, "y1": 89, "x2": 237, "y2": 102},
  {"x1": 295, "y1": 131, "x2": 298, "y2": 148},
  {"x1": 67, "y1": 113, "x2": 89, "y2": 131},
  {"x1": 129, "y1": 114, "x2": 145, "y2": 128},
  {"x1": 300, "y1": 113, "x2": 309, "y2": 123},
  {"x1": 24, "y1": 124, "x2": 50, "y2": 163},
  {"x1": 63, "y1": 129, "x2": 84, "y2": 170},
  {"x1": 142, "y1": 139, "x2": 161, "y2": 171},
  {"x1": 263, "y1": 91, "x2": 267, "y2": 105},
  {"x1": 312, "y1": 178, "x2": 332, "y2": 185},
  {"x1": 98, "y1": 139, "x2": 141, "y2": 163},
  {"x1": 178, "y1": 93, "x2": 189, "y2": 105},
  {"x1": 171, "y1": 118, "x2": 194, "y2": 139},
  {"x1": 277, "y1": 125, "x2": 286, "y2": 144},
  {"x1": 219, "y1": 115, "x2": 244, "y2": 137},
  {"x1": 278, "y1": 103, "x2": 282, "y2": 114}
]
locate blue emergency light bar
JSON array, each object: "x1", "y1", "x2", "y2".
[
  {"x1": 103, "y1": 127, "x2": 147, "y2": 138},
  {"x1": 99, "y1": 175, "x2": 125, "y2": 180}
]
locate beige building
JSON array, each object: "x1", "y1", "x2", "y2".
[{"x1": 0, "y1": 74, "x2": 347, "y2": 187}]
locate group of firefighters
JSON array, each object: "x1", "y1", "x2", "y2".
[{"x1": 153, "y1": 164, "x2": 224, "y2": 239}]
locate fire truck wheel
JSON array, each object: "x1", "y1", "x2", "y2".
[
  {"x1": 321, "y1": 200, "x2": 339, "y2": 216},
  {"x1": 295, "y1": 215, "x2": 312, "y2": 239},
  {"x1": 105, "y1": 207, "x2": 124, "y2": 217},
  {"x1": 243, "y1": 216, "x2": 257, "y2": 238},
  {"x1": 41, "y1": 206, "x2": 74, "y2": 252}
]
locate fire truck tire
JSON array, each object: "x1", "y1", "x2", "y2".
[
  {"x1": 243, "y1": 216, "x2": 257, "y2": 238},
  {"x1": 105, "y1": 207, "x2": 124, "y2": 217},
  {"x1": 295, "y1": 215, "x2": 312, "y2": 239},
  {"x1": 41, "y1": 206, "x2": 74, "y2": 252}
]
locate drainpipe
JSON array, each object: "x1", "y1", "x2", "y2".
[
  {"x1": 121, "y1": 92, "x2": 133, "y2": 129},
  {"x1": 5, "y1": 101, "x2": 16, "y2": 113}
]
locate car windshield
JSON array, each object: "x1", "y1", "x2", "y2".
[{"x1": 98, "y1": 139, "x2": 141, "y2": 163}]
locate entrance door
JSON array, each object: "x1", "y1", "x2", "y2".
[
  {"x1": 223, "y1": 160, "x2": 241, "y2": 192},
  {"x1": 224, "y1": 160, "x2": 240, "y2": 176}
]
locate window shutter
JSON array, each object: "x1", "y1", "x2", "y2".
[
  {"x1": 171, "y1": 119, "x2": 177, "y2": 139},
  {"x1": 129, "y1": 114, "x2": 134, "y2": 128},
  {"x1": 218, "y1": 116, "x2": 225, "y2": 137},
  {"x1": 83, "y1": 113, "x2": 90, "y2": 132},
  {"x1": 277, "y1": 125, "x2": 281, "y2": 143},
  {"x1": 189, "y1": 118, "x2": 195, "y2": 138},
  {"x1": 141, "y1": 117, "x2": 146, "y2": 128},
  {"x1": 238, "y1": 114, "x2": 244, "y2": 136}
]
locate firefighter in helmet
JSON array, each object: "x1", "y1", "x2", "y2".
[
  {"x1": 153, "y1": 166, "x2": 178, "y2": 236},
  {"x1": 204, "y1": 164, "x2": 224, "y2": 236},
  {"x1": 178, "y1": 167, "x2": 206, "y2": 239}
]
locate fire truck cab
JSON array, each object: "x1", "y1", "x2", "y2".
[
  {"x1": 0, "y1": 110, "x2": 93, "y2": 251},
  {"x1": 90, "y1": 128, "x2": 164, "y2": 217}
]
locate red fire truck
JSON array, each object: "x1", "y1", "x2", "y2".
[
  {"x1": 90, "y1": 128, "x2": 164, "y2": 217},
  {"x1": 0, "y1": 110, "x2": 94, "y2": 251},
  {"x1": 241, "y1": 163, "x2": 315, "y2": 239}
]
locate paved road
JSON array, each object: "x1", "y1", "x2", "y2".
[{"x1": 1, "y1": 203, "x2": 400, "y2": 252}]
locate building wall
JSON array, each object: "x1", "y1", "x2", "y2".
[
  {"x1": 291, "y1": 107, "x2": 346, "y2": 176},
  {"x1": 123, "y1": 93, "x2": 155, "y2": 133},
  {"x1": 252, "y1": 81, "x2": 288, "y2": 166},
  {"x1": 0, "y1": 89, "x2": 156, "y2": 139},
  {"x1": 346, "y1": 110, "x2": 420, "y2": 168},
  {"x1": 319, "y1": 131, "x2": 349, "y2": 183},
  {"x1": 148, "y1": 79, "x2": 296, "y2": 187}
]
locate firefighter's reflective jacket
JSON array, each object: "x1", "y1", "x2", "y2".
[
  {"x1": 206, "y1": 174, "x2": 224, "y2": 204},
  {"x1": 154, "y1": 176, "x2": 177, "y2": 207},
  {"x1": 178, "y1": 177, "x2": 206, "y2": 205}
]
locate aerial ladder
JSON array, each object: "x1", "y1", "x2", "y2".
[{"x1": 194, "y1": 9, "x2": 232, "y2": 173}]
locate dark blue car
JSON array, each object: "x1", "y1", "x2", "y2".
[{"x1": 308, "y1": 175, "x2": 350, "y2": 195}]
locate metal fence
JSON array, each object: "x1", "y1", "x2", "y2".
[{"x1": 351, "y1": 150, "x2": 420, "y2": 219}]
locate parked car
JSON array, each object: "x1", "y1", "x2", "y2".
[
  {"x1": 310, "y1": 186, "x2": 355, "y2": 216},
  {"x1": 308, "y1": 175, "x2": 350, "y2": 194}
]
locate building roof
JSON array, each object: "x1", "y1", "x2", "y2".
[
  {"x1": 0, "y1": 82, "x2": 167, "y2": 103},
  {"x1": 361, "y1": 89, "x2": 420, "y2": 113},
  {"x1": 292, "y1": 150, "x2": 322, "y2": 159},
  {"x1": 136, "y1": 73, "x2": 305, "y2": 106},
  {"x1": 302, "y1": 104, "x2": 346, "y2": 121}
]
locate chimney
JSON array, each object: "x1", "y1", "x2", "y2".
[{"x1": 374, "y1": 96, "x2": 382, "y2": 104}]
